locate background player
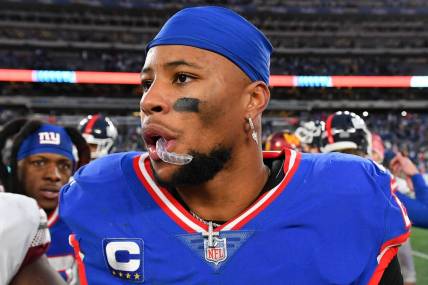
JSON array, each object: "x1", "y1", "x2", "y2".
[
  {"x1": 387, "y1": 151, "x2": 428, "y2": 229},
  {"x1": 264, "y1": 130, "x2": 301, "y2": 151},
  {"x1": 0, "y1": 118, "x2": 90, "y2": 284},
  {"x1": 295, "y1": 120, "x2": 324, "y2": 153},
  {"x1": 320, "y1": 110, "x2": 417, "y2": 285},
  {"x1": 0, "y1": 192, "x2": 66, "y2": 285},
  {"x1": 320, "y1": 111, "x2": 372, "y2": 156},
  {"x1": 78, "y1": 114, "x2": 118, "y2": 160}
]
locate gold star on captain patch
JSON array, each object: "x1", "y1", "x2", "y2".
[
  {"x1": 112, "y1": 271, "x2": 116, "y2": 275},
  {"x1": 119, "y1": 272, "x2": 123, "y2": 277},
  {"x1": 126, "y1": 273, "x2": 131, "y2": 279},
  {"x1": 134, "y1": 273, "x2": 140, "y2": 280}
]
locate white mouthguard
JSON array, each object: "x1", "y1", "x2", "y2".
[{"x1": 155, "y1": 137, "x2": 193, "y2": 165}]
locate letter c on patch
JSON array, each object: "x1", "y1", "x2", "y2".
[{"x1": 105, "y1": 241, "x2": 140, "y2": 272}]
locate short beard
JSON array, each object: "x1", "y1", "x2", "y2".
[{"x1": 151, "y1": 145, "x2": 232, "y2": 189}]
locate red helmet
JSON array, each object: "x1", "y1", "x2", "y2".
[{"x1": 264, "y1": 131, "x2": 301, "y2": 151}]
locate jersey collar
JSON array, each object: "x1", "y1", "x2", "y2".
[{"x1": 133, "y1": 148, "x2": 301, "y2": 234}]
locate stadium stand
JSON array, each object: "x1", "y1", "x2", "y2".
[
  {"x1": 0, "y1": 0, "x2": 427, "y2": 171},
  {"x1": 0, "y1": 1, "x2": 427, "y2": 74}
]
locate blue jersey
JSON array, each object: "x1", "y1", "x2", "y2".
[
  {"x1": 47, "y1": 207, "x2": 77, "y2": 284},
  {"x1": 60, "y1": 149, "x2": 410, "y2": 285}
]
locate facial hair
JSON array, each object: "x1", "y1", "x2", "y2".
[{"x1": 151, "y1": 145, "x2": 232, "y2": 188}]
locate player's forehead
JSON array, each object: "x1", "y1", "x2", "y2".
[
  {"x1": 141, "y1": 45, "x2": 250, "y2": 86},
  {"x1": 24, "y1": 152, "x2": 72, "y2": 163}
]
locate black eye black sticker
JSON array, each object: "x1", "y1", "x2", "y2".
[{"x1": 173, "y1": 97, "x2": 200, "y2": 113}]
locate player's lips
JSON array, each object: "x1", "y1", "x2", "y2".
[
  {"x1": 40, "y1": 187, "x2": 60, "y2": 200},
  {"x1": 142, "y1": 124, "x2": 178, "y2": 161}
]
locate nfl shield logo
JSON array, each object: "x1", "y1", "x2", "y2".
[{"x1": 204, "y1": 237, "x2": 227, "y2": 265}]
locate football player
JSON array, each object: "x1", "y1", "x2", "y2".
[
  {"x1": 78, "y1": 114, "x2": 118, "y2": 160},
  {"x1": 321, "y1": 111, "x2": 418, "y2": 285},
  {"x1": 320, "y1": 111, "x2": 372, "y2": 156},
  {"x1": 0, "y1": 192, "x2": 66, "y2": 285},
  {"x1": 0, "y1": 119, "x2": 90, "y2": 284},
  {"x1": 60, "y1": 7, "x2": 408, "y2": 284},
  {"x1": 295, "y1": 120, "x2": 324, "y2": 153}
]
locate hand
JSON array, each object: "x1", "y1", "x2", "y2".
[{"x1": 390, "y1": 153, "x2": 419, "y2": 177}]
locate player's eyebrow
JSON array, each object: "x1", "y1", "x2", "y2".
[
  {"x1": 141, "y1": 60, "x2": 202, "y2": 75},
  {"x1": 164, "y1": 60, "x2": 202, "y2": 70}
]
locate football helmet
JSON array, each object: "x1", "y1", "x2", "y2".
[
  {"x1": 321, "y1": 111, "x2": 371, "y2": 155},
  {"x1": 295, "y1": 120, "x2": 325, "y2": 151},
  {"x1": 264, "y1": 131, "x2": 301, "y2": 151},
  {"x1": 78, "y1": 114, "x2": 118, "y2": 159}
]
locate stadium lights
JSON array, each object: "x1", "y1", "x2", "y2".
[{"x1": 0, "y1": 69, "x2": 427, "y2": 88}]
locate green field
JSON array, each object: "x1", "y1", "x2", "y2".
[{"x1": 411, "y1": 227, "x2": 428, "y2": 284}]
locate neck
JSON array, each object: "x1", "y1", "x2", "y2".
[{"x1": 175, "y1": 147, "x2": 269, "y2": 222}]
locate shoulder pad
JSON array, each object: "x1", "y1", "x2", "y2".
[{"x1": 73, "y1": 151, "x2": 141, "y2": 183}]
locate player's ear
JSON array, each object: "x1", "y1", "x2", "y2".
[{"x1": 243, "y1": 81, "x2": 270, "y2": 117}]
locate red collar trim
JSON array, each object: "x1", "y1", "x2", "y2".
[{"x1": 132, "y1": 149, "x2": 301, "y2": 233}]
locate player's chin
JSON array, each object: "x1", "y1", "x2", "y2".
[
  {"x1": 38, "y1": 199, "x2": 58, "y2": 212},
  {"x1": 150, "y1": 160, "x2": 179, "y2": 180},
  {"x1": 152, "y1": 170, "x2": 179, "y2": 189}
]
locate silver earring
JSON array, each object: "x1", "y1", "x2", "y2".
[{"x1": 247, "y1": 117, "x2": 258, "y2": 145}]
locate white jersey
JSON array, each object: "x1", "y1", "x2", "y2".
[{"x1": 0, "y1": 193, "x2": 51, "y2": 284}]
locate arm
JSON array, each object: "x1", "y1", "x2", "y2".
[
  {"x1": 395, "y1": 192, "x2": 428, "y2": 228},
  {"x1": 390, "y1": 153, "x2": 428, "y2": 228},
  {"x1": 411, "y1": 174, "x2": 428, "y2": 205},
  {"x1": 389, "y1": 152, "x2": 428, "y2": 203},
  {"x1": 9, "y1": 255, "x2": 67, "y2": 285}
]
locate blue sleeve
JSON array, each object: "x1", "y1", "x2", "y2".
[
  {"x1": 395, "y1": 191, "x2": 428, "y2": 228},
  {"x1": 411, "y1": 174, "x2": 428, "y2": 205}
]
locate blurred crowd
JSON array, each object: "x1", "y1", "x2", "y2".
[
  {"x1": 4, "y1": 0, "x2": 428, "y2": 10},
  {"x1": 262, "y1": 112, "x2": 428, "y2": 173},
  {"x1": 0, "y1": 2, "x2": 427, "y2": 75},
  {"x1": 1, "y1": 109, "x2": 427, "y2": 172},
  {"x1": 1, "y1": 48, "x2": 424, "y2": 75}
]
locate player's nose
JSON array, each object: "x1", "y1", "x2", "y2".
[{"x1": 44, "y1": 164, "x2": 62, "y2": 182}]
